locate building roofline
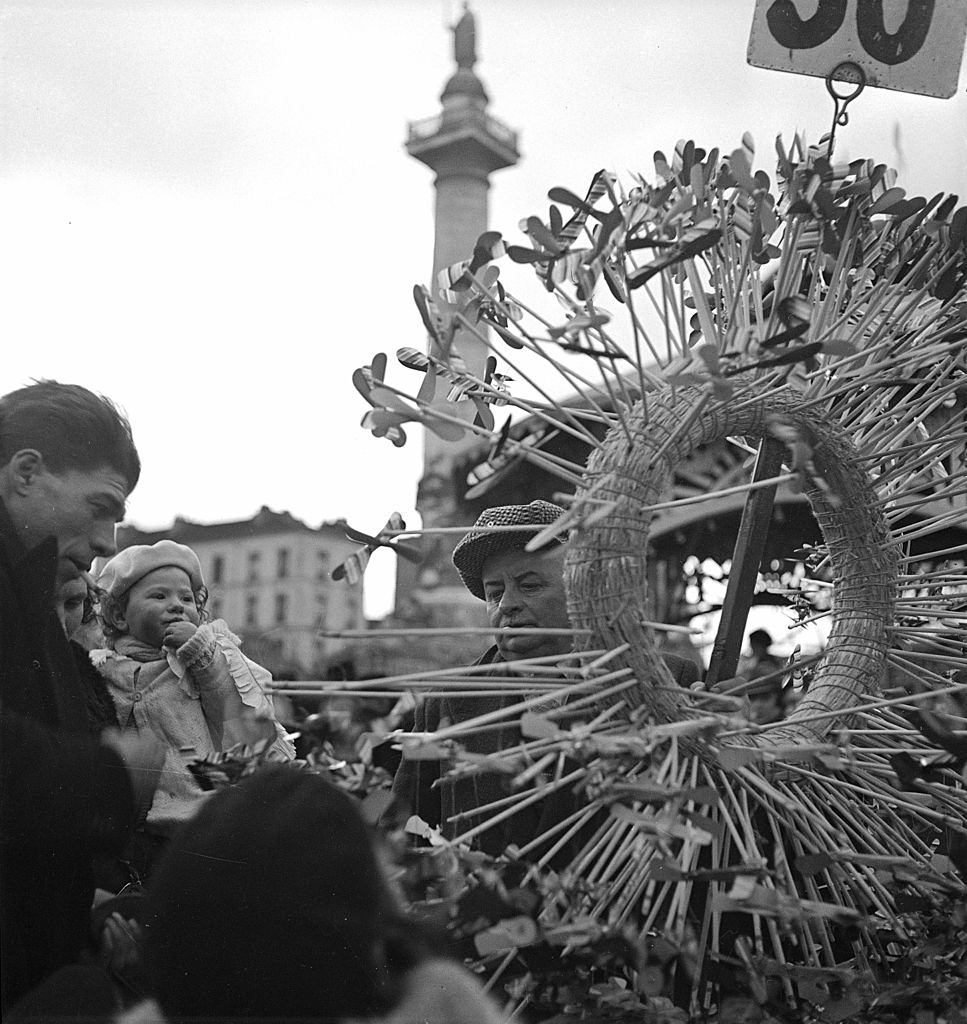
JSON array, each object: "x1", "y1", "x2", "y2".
[{"x1": 118, "y1": 506, "x2": 351, "y2": 546}]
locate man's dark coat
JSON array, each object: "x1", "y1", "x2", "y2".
[
  {"x1": 390, "y1": 647, "x2": 700, "y2": 859},
  {"x1": 0, "y1": 500, "x2": 135, "y2": 1009}
]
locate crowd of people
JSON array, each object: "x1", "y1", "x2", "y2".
[
  {"x1": 0, "y1": 379, "x2": 790, "y2": 1022},
  {"x1": 0, "y1": 381, "x2": 508, "y2": 1022}
]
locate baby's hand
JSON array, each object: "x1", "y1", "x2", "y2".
[
  {"x1": 98, "y1": 912, "x2": 144, "y2": 975},
  {"x1": 163, "y1": 621, "x2": 198, "y2": 649}
]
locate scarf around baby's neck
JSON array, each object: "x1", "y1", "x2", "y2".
[{"x1": 114, "y1": 635, "x2": 166, "y2": 662}]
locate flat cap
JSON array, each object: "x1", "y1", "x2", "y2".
[
  {"x1": 452, "y1": 499, "x2": 566, "y2": 600},
  {"x1": 97, "y1": 539, "x2": 205, "y2": 600}
]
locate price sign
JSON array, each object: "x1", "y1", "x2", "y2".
[{"x1": 748, "y1": 0, "x2": 967, "y2": 98}]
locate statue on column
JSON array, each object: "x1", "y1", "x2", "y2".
[{"x1": 453, "y1": 5, "x2": 476, "y2": 70}]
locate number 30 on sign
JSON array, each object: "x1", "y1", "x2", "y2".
[{"x1": 748, "y1": 0, "x2": 967, "y2": 98}]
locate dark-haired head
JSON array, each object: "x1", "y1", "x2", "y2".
[
  {"x1": 0, "y1": 381, "x2": 140, "y2": 581},
  {"x1": 749, "y1": 629, "x2": 773, "y2": 651},
  {"x1": 147, "y1": 766, "x2": 411, "y2": 1023},
  {"x1": 0, "y1": 380, "x2": 140, "y2": 490}
]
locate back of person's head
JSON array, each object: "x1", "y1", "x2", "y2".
[
  {"x1": 749, "y1": 628, "x2": 772, "y2": 651},
  {"x1": 0, "y1": 380, "x2": 140, "y2": 489},
  {"x1": 147, "y1": 766, "x2": 401, "y2": 1022}
]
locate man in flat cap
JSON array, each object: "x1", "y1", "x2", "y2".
[{"x1": 389, "y1": 500, "x2": 699, "y2": 857}]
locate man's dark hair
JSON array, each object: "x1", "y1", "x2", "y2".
[{"x1": 0, "y1": 380, "x2": 140, "y2": 490}]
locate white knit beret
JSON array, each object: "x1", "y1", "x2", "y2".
[{"x1": 97, "y1": 540, "x2": 205, "y2": 600}]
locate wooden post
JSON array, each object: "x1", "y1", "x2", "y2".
[{"x1": 704, "y1": 436, "x2": 786, "y2": 688}]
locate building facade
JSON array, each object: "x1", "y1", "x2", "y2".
[{"x1": 116, "y1": 506, "x2": 365, "y2": 679}]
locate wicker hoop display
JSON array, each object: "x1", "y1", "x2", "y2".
[{"x1": 564, "y1": 381, "x2": 898, "y2": 750}]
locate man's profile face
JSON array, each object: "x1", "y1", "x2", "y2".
[
  {"x1": 481, "y1": 546, "x2": 570, "y2": 662},
  {"x1": 9, "y1": 460, "x2": 129, "y2": 584}
]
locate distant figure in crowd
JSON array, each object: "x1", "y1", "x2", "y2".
[
  {"x1": 0, "y1": 380, "x2": 160, "y2": 1013},
  {"x1": 390, "y1": 500, "x2": 700, "y2": 856},
  {"x1": 92, "y1": 540, "x2": 296, "y2": 878},
  {"x1": 119, "y1": 766, "x2": 505, "y2": 1024},
  {"x1": 740, "y1": 628, "x2": 783, "y2": 680},
  {"x1": 737, "y1": 628, "x2": 788, "y2": 724}
]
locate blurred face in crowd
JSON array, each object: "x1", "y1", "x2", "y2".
[
  {"x1": 749, "y1": 687, "x2": 784, "y2": 725},
  {"x1": 482, "y1": 546, "x2": 571, "y2": 662},
  {"x1": 56, "y1": 576, "x2": 89, "y2": 638},
  {"x1": 2, "y1": 452, "x2": 128, "y2": 585},
  {"x1": 116, "y1": 566, "x2": 200, "y2": 648}
]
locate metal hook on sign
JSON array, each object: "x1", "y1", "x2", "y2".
[{"x1": 824, "y1": 61, "x2": 866, "y2": 157}]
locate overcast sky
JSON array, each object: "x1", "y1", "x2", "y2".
[{"x1": 2, "y1": 0, "x2": 965, "y2": 617}]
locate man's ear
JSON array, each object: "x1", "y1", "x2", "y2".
[{"x1": 8, "y1": 450, "x2": 45, "y2": 495}]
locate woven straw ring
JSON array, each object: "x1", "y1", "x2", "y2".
[{"x1": 564, "y1": 381, "x2": 898, "y2": 753}]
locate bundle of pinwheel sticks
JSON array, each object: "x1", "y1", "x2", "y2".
[{"x1": 306, "y1": 132, "x2": 967, "y2": 1019}]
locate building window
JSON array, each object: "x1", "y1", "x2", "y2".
[
  {"x1": 211, "y1": 554, "x2": 225, "y2": 585},
  {"x1": 245, "y1": 594, "x2": 258, "y2": 628},
  {"x1": 275, "y1": 593, "x2": 288, "y2": 625},
  {"x1": 248, "y1": 551, "x2": 260, "y2": 583},
  {"x1": 317, "y1": 549, "x2": 329, "y2": 580},
  {"x1": 277, "y1": 548, "x2": 290, "y2": 579}
]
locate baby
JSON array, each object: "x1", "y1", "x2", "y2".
[{"x1": 92, "y1": 540, "x2": 294, "y2": 846}]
